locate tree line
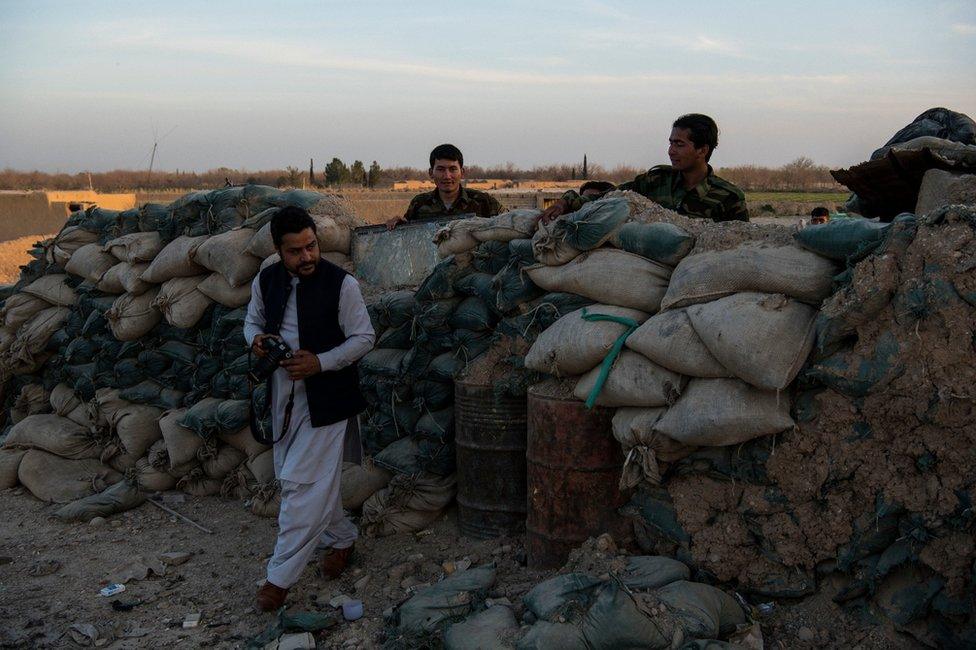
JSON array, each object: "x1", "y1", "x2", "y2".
[{"x1": 0, "y1": 156, "x2": 842, "y2": 193}]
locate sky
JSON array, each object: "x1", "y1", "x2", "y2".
[{"x1": 1, "y1": 0, "x2": 974, "y2": 173}]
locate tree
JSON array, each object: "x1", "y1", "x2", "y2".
[
  {"x1": 349, "y1": 160, "x2": 366, "y2": 186},
  {"x1": 309, "y1": 158, "x2": 316, "y2": 187},
  {"x1": 283, "y1": 166, "x2": 303, "y2": 188},
  {"x1": 324, "y1": 157, "x2": 350, "y2": 185},
  {"x1": 367, "y1": 161, "x2": 382, "y2": 188},
  {"x1": 582, "y1": 154, "x2": 588, "y2": 180}
]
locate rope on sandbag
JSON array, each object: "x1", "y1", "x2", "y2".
[{"x1": 579, "y1": 307, "x2": 639, "y2": 409}]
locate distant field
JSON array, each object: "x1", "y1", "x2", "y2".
[
  {"x1": 0, "y1": 234, "x2": 52, "y2": 285},
  {"x1": 745, "y1": 191, "x2": 849, "y2": 203}
]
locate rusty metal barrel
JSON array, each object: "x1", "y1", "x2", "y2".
[
  {"x1": 526, "y1": 379, "x2": 628, "y2": 569},
  {"x1": 454, "y1": 377, "x2": 528, "y2": 539}
]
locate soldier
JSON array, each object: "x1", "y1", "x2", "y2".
[
  {"x1": 386, "y1": 144, "x2": 503, "y2": 229},
  {"x1": 541, "y1": 114, "x2": 748, "y2": 223}
]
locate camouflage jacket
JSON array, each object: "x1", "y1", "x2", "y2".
[
  {"x1": 562, "y1": 165, "x2": 749, "y2": 222},
  {"x1": 403, "y1": 187, "x2": 503, "y2": 221}
]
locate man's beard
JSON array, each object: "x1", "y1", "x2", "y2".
[{"x1": 287, "y1": 257, "x2": 319, "y2": 276}]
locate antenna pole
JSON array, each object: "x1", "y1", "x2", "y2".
[{"x1": 147, "y1": 142, "x2": 158, "y2": 185}]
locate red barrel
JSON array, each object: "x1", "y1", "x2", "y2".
[
  {"x1": 455, "y1": 377, "x2": 528, "y2": 539},
  {"x1": 526, "y1": 379, "x2": 628, "y2": 569}
]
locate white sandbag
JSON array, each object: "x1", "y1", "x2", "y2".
[
  {"x1": 152, "y1": 275, "x2": 212, "y2": 328},
  {"x1": 218, "y1": 427, "x2": 269, "y2": 459},
  {"x1": 0, "y1": 327, "x2": 15, "y2": 355},
  {"x1": 2, "y1": 414, "x2": 99, "y2": 459},
  {"x1": 49, "y1": 384, "x2": 93, "y2": 429},
  {"x1": 52, "y1": 226, "x2": 99, "y2": 265},
  {"x1": 141, "y1": 235, "x2": 208, "y2": 283},
  {"x1": 21, "y1": 274, "x2": 77, "y2": 306},
  {"x1": 524, "y1": 305, "x2": 649, "y2": 377},
  {"x1": 612, "y1": 407, "x2": 697, "y2": 488},
  {"x1": 361, "y1": 472, "x2": 456, "y2": 537},
  {"x1": 201, "y1": 444, "x2": 246, "y2": 480},
  {"x1": 64, "y1": 242, "x2": 117, "y2": 282},
  {"x1": 247, "y1": 449, "x2": 276, "y2": 485},
  {"x1": 92, "y1": 388, "x2": 129, "y2": 430},
  {"x1": 96, "y1": 263, "x2": 127, "y2": 294},
  {"x1": 0, "y1": 448, "x2": 26, "y2": 488},
  {"x1": 110, "y1": 404, "x2": 164, "y2": 458},
  {"x1": 341, "y1": 459, "x2": 393, "y2": 511},
  {"x1": 1, "y1": 293, "x2": 50, "y2": 330},
  {"x1": 323, "y1": 251, "x2": 354, "y2": 272},
  {"x1": 661, "y1": 244, "x2": 838, "y2": 310},
  {"x1": 435, "y1": 218, "x2": 491, "y2": 257},
  {"x1": 574, "y1": 351, "x2": 684, "y2": 408},
  {"x1": 526, "y1": 249, "x2": 671, "y2": 313},
  {"x1": 18, "y1": 450, "x2": 122, "y2": 503},
  {"x1": 246, "y1": 214, "x2": 355, "y2": 259},
  {"x1": 653, "y1": 378, "x2": 794, "y2": 447},
  {"x1": 471, "y1": 209, "x2": 541, "y2": 242},
  {"x1": 159, "y1": 408, "x2": 201, "y2": 469},
  {"x1": 193, "y1": 228, "x2": 261, "y2": 287},
  {"x1": 687, "y1": 292, "x2": 817, "y2": 391},
  {"x1": 197, "y1": 272, "x2": 251, "y2": 308},
  {"x1": 103, "y1": 232, "x2": 163, "y2": 263},
  {"x1": 11, "y1": 384, "x2": 50, "y2": 423},
  {"x1": 135, "y1": 457, "x2": 177, "y2": 492},
  {"x1": 532, "y1": 219, "x2": 581, "y2": 266},
  {"x1": 244, "y1": 224, "x2": 276, "y2": 259},
  {"x1": 106, "y1": 289, "x2": 161, "y2": 341},
  {"x1": 116, "y1": 262, "x2": 153, "y2": 295},
  {"x1": 9, "y1": 306, "x2": 69, "y2": 364},
  {"x1": 625, "y1": 309, "x2": 730, "y2": 378}
]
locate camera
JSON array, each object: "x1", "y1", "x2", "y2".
[{"x1": 248, "y1": 336, "x2": 293, "y2": 383}]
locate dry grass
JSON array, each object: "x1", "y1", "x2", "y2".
[{"x1": 0, "y1": 234, "x2": 54, "y2": 285}]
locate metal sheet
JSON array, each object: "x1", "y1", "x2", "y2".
[{"x1": 351, "y1": 215, "x2": 466, "y2": 290}]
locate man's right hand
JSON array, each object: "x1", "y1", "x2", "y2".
[
  {"x1": 539, "y1": 199, "x2": 568, "y2": 225},
  {"x1": 251, "y1": 334, "x2": 272, "y2": 358},
  {"x1": 386, "y1": 215, "x2": 407, "y2": 230}
]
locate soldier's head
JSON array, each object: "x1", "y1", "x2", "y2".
[
  {"x1": 810, "y1": 207, "x2": 830, "y2": 225},
  {"x1": 271, "y1": 206, "x2": 320, "y2": 277},
  {"x1": 579, "y1": 180, "x2": 616, "y2": 198},
  {"x1": 428, "y1": 144, "x2": 464, "y2": 195},
  {"x1": 669, "y1": 114, "x2": 719, "y2": 171}
]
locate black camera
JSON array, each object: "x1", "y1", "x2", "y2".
[{"x1": 248, "y1": 336, "x2": 293, "y2": 383}]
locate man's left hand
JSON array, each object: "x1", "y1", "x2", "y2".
[{"x1": 281, "y1": 350, "x2": 321, "y2": 380}]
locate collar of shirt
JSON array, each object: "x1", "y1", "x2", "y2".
[
  {"x1": 432, "y1": 186, "x2": 470, "y2": 210},
  {"x1": 670, "y1": 164, "x2": 715, "y2": 200}
]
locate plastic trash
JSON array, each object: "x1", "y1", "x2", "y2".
[{"x1": 342, "y1": 599, "x2": 364, "y2": 621}]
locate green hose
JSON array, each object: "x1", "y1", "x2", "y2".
[{"x1": 580, "y1": 308, "x2": 639, "y2": 409}]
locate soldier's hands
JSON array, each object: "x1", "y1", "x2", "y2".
[
  {"x1": 281, "y1": 349, "x2": 321, "y2": 380},
  {"x1": 386, "y1": 215, "x2": 407, "y2": 230},
  {"x1": 539, "y1": 199, "x2": 567, "y2": 225},
  {"x1": 251, "y1": 334, "x2": 272, "y2": 358}
]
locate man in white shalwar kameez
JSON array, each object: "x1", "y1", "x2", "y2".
[{"x1": 244, "y1": 206, "x2": 374, "y2": 612}]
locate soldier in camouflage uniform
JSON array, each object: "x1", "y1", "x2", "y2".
[
  {"x1": 386, "y1": 144, "x2": 503, "y2": 229},
  {"x1": 541, "y1": 114, "x2": 748, "y2": 223}
]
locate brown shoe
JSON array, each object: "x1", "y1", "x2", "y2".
[
  {"x1": 320, "y1": 545, "x2": 354, "y2": 580},
  {"x1": 255, "y1": 581, "x2": 288, "y2": 612}
]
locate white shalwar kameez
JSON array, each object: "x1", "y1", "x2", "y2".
[{"x1": 244, "y1": 271, "x2": 375, "y2": 589}]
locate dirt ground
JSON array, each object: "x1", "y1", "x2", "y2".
[
  {"x1": 0, "y1": 488, "x2": 919, "y2": 649},
  {"x1": 0, "y1": 234, "x2": 55, "y2": 285}
]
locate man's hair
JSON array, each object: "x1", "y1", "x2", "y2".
[
  {"x1": 429, "y1": 144, "x2": 463, "y2": 169},
  {"x1": 579, "y1": 180, "x2": 616, "y2": 194},
  {"x1": 270, "y1": 206, "x2": 317, "y2": 248},
  {"x1": 810, "y1": 207, "x2": 830, "y2": 218},
  {"x1": 673, "y1": 113, "x2": 719, "y2": 161}
]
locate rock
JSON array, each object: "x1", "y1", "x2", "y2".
[
  {"x1": 797, "y1": 627, "x2": 815, "y2": 642},
  {"x1": 274, "y1": 632, "x2": 316, "y2": 650},
  {"x1": 455, "y1": 557, "x2": 472, "y2": 573},
  {"x1": 182, "y1": 613, "x2": 201, "y2": 629},
  {"x1": 110, "y1": 520, "x2": 123, "y2": 528},
  {"x1": 916, "y1": 169, "x2": 976, "y2": 216},
  {"x1": 406, "y1": 553, "x2": 425, "y2": 562},
  {"x1": 492, "y1": 545, "x2": 512, "y2": 555},
  {"x1": 27, "y1": 559, "x2": 61, "y2": 577},
  {"x1": 442, "y1": 560, "x2": 456, "y2": 575},
  {"x1": 595, "y1": 533, "x2": 617, "y2": 553},
  {"x1": 354, "y1": 576, "x2": 370, "y2": 594},
  {"x1": 387, "y1": 562, "x2": 414, "y2": 582},
  {"x1": 159, "y1": 552, "x2": 193, "y2": 566},
  {"x1": 89, "y1": 517, "x2": 106, "y2": 527}
]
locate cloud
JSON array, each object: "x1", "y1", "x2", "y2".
[{"x1": 951, "y1": 23, "x2": 976, "y2": 35}]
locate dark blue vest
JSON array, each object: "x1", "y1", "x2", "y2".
[{"x1": 258, "y1": 258, "x2": 367, "y2": 427}]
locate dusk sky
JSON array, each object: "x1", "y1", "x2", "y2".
[{"x1": 1, "y1": 1, "x2": 974, "y2": 173}]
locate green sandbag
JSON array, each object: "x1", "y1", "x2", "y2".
[
  {"x1": 414, "y1": 407, "x2": 454, "y2": 443},
  {"x1": 620, "y1": 556, "x2": 691, "y2": 591},
  {"x1": 496, "y1": 292, "x2": 594, "y2": 341},
  {"x1": 413, "y1": 379, "x2": 454, "y2": 411},
  {"x1": 54, "y1": 479, "x2": 146, "y2": 522},
  {"x1": 377, "y1": 321, "x2": 415, "y2": 350},
  {"x1": 450, "y1": 296, "x2": 495, "y2": 332},
  {"x1": 802, "y1": 331, "x2": 902, "y2": 397},
  {"x1": 655, "y1": 581, "x2": 746, "y2": 639},
  {"x1": 508, "y1": 238, "x2": 536, "y2": 266},
  {"x1": 454, "y1": 272, "x2": 497, "y2": 310},
  {"x1": 138, "y1": 204, "x2": 176, "y2": 241},
  {"x1": 361, "y1": 349, "x2": 408, "y2": 378},
  {"x1": 215, "y1": 399, "x2": 249, "y2": 433},
  {"x1": 395, "y1": 565, "x2": 496, "y2": 636},
  {"x1": 560, "y1": 198, "x2": 631, "y2": 251},
  {"x1": 471, "y1": 240, "x2": 511, "y2": 275},
  {"x1": 444, "y1": 606, "x2": 518, "y2": 650},
  {"x1": 64, "y1": 337, "x2": 96, "y2": 364},
  {"x1": 492, "y1": 261, "x2": 544, "y2": 313},
  {"x1": 524, "y1": 573, "x2": 603, "y2": 620},
  {"x1": 609, "y1": 222, "x2": 694, "y2": 266},
  {"x1": 429, "y1": 353, "x2": 462, "y2": 382},
  {"x1": 517, "y1": 621, "x2": 587, "y2": 650},
  {"x1": 793, "y1": 217, "x2": 890, "y2": 262},
  {"x1": 157, "y1": 340, "x2": 198, "y2": 366},
  {"x1": 581, "y1": 582, "x2": 669, "y2": 649},
  {"x1": 373, "y1": 436, "x2": 422, "y2": 475},
  {"x1": 416, "y1": 256, "x2": 473, "y2": 302},
  {"x1": 372, "y1": 290, "x2": 418, "y2": 328},
  {"x1": 362, "y1": 410, "x2": 402, "y2": 456},
  {"x1": 453, "y1": 329, "x2": 493, "y2": 363},
  {"x1": 77, "y1": 207, "x2": 120, "y2": 235},
  {"x1": 120, "y1": 380, "x2": 164, "y2": 405},
  {"x1": 113, "y1": 358, "x2": 147, "y2": 388},
  {"x1": 241, "y1": 206, "x2": 280, "y2": 230},
  {"x1": 178, "y1": 397, "x2": 223, "y2": 438},
  {"x1": 417, "y1": 438, "x2": 456, "y2": 475},
  {"x1": 401, "y1": 345, "x2": 437, "y2": 380}
]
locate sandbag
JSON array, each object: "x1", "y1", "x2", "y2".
[
  {"x1": 247, "y1": 214, "x2": 354, "y2": 258},
  {"x1": 449, "y1": 296, "x2": 494, "y2": 332},
  {"x1": 54, "y1": 480, "x2": 146, "y2": 522},
  {"x1": 620, "y1": 556, "x2": 691, "y2": 591},
  {"x1": 103, "y1": 232, "x2": 163, "y2": 263},
  {"x1": 135, "y1": 457, "x2": 177, "y2": 492},
  {"x1": 492, "y1": 260, "x2": 544, "y2": 313},
  {"x1": 201, "y1": 444, "x2": 246, "y2": 479},
  {"x1": 111, "y1": 404, "x2": 163, "y2": 458},
  {"x1": 373, "y1": 436, "x2": 423, "y2": 476},
  {"x1": 580, "y1": 582, "x2": 671, "y2": 650},
  {"x1": 21, "y1": 274, "x2": 77, "y2": 306},
  {"x1": 655, "y1": 581, "x2": 746, "y2": 639},
  {"x1": 12, "y1": 384, "x2": 51, "y2": 422},
  {"x1": 574, "y1": 350, "x2": 684, "y2": 407},
  {"x1": 416, "y1": 255, "x2": 473, "y2": 302},
  {"x1": 52, "y1": 226, "x2": 99, "y2": 265},
  {"x1": 178, "y1": 397, "x2": 223, "y2": 438},
  {"x1": 687, "y1": 292, "x2": 817, "y2": 390},
  {"x1": 341, "y1": 459, "x2": 393, "y2": 510},
  {"x1": 523, "y1": 573, "x2": 603, "y2": 620},
  {"x1": 654, "y1": 378, "x2": 794, "y2": 447},
  {"x1": 9, "y1": 306, "x2": 69, "y2": 364},
  {"x1": 527, "y1": 249, "x2": 671, "y2": 313},
  {"x1": 218, "y1": 427, "x2": 269, "y2": 459},
  {"x1": 193, "y1": 228, "x2": 261, "y2": 287},
  {"x1": 794, "y1": 218, "x2": 890, "y2": 262},
  {"x1": 360, "y1": 348, "x2": 408, "y2": 378},
  {"x1": 609, "y1": 221, "x2": 695, "y2": 266},
  {"x1": 17, "y1": 450, "x2": 122, "y2": 503},
  {"x1": 559, "y1": 198, "x2": 630, "y2": 250},
  {"x1": 0, "y1": 449, "x2": 27, "y2": 488},
  {"x1": 471, "y1": 209, "x2": 541, "y2": 243},
  {"x1": 247, "y1": 448, "x2": 276, "y2": 485},
  {"x1": 414, "y1": 407, "x2": 455, "y2": 443},
  {"x1": 97, "y1": 263, "x2": 127, "y2": 294},
  {"x1": 517, "y1": 621, "x2": 587, "y2": 649},
  {"x1": 436, "y1": 218, "x2": 491, "y2": 257},
  {"x1": 361, "y1": 472, "x2": 456, "y2": 537},
  {"x1": 370, "y1": 290, "x2": 418, "y2": 329},
  {"x1": 1, "y1": 293, "x2": 51, "y2": 330},
  {"x1": 532, "y1": 219, "x2": 580, "y2": 266},
  {"x1": 394, "y1": 564, "x2": 495, "y2": 635},
  {"x1": 64, "y1": 243, "x2": 116, "y2": 282},
  {"x1": 158, "y1": 407, "x2": 201, "y2": 468},
  {"x1": 197, "y1": 272, "x2": 251, "y2": 307},
  {"x1": 152, "y1": 275, "x2": 212, "y2": 328},
  {"x1": 141, "y1": 235, "x2": 208, "y2": 283},
  {"x1": 177, "y1": 467, "x2": 223, "y2": 496},
  {"x1": 662, "y1": 245, "x2": 838, "y2": 310},
  {"x1": 471, "y1": 240, "x2": 511, "y2": 275},
  {"x1": 215, "y1": 399, "x2": 249, "y2": 434},
  {"x1": 612, "y1": 408, "x2": 696, "y2": 487},
  {"x1": 444, "y1": 606, "x2": 518, "y2": 650},
  {"x1": 92, "y1": 388, "x2": 129, "y2": 430},
  {"x1": 106, "y1": 289, "x2": 161, "y2": 341},
  {"x1": 115, "y1": 262, "x2": 153, "y2": 295},
  {"x1": 3, "y1": 414, "x2": 98, "y2": 459},
  {"x1": 626, "y1": 309, "x2": 730, "y2": 378},
  {"x1": 524, "y1": 305, "x2": 649, "y2": 376},
  {"x1": 250, "y1": 482, "x2": 281, "y2": 517}
]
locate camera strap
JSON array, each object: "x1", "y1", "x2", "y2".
[{"x1": 281, "y1": 382, "x2": 296, "y2": 441}]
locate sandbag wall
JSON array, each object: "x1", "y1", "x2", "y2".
[{"x1": 0, "y1": 185, "x2": 370, "y2": 519}]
